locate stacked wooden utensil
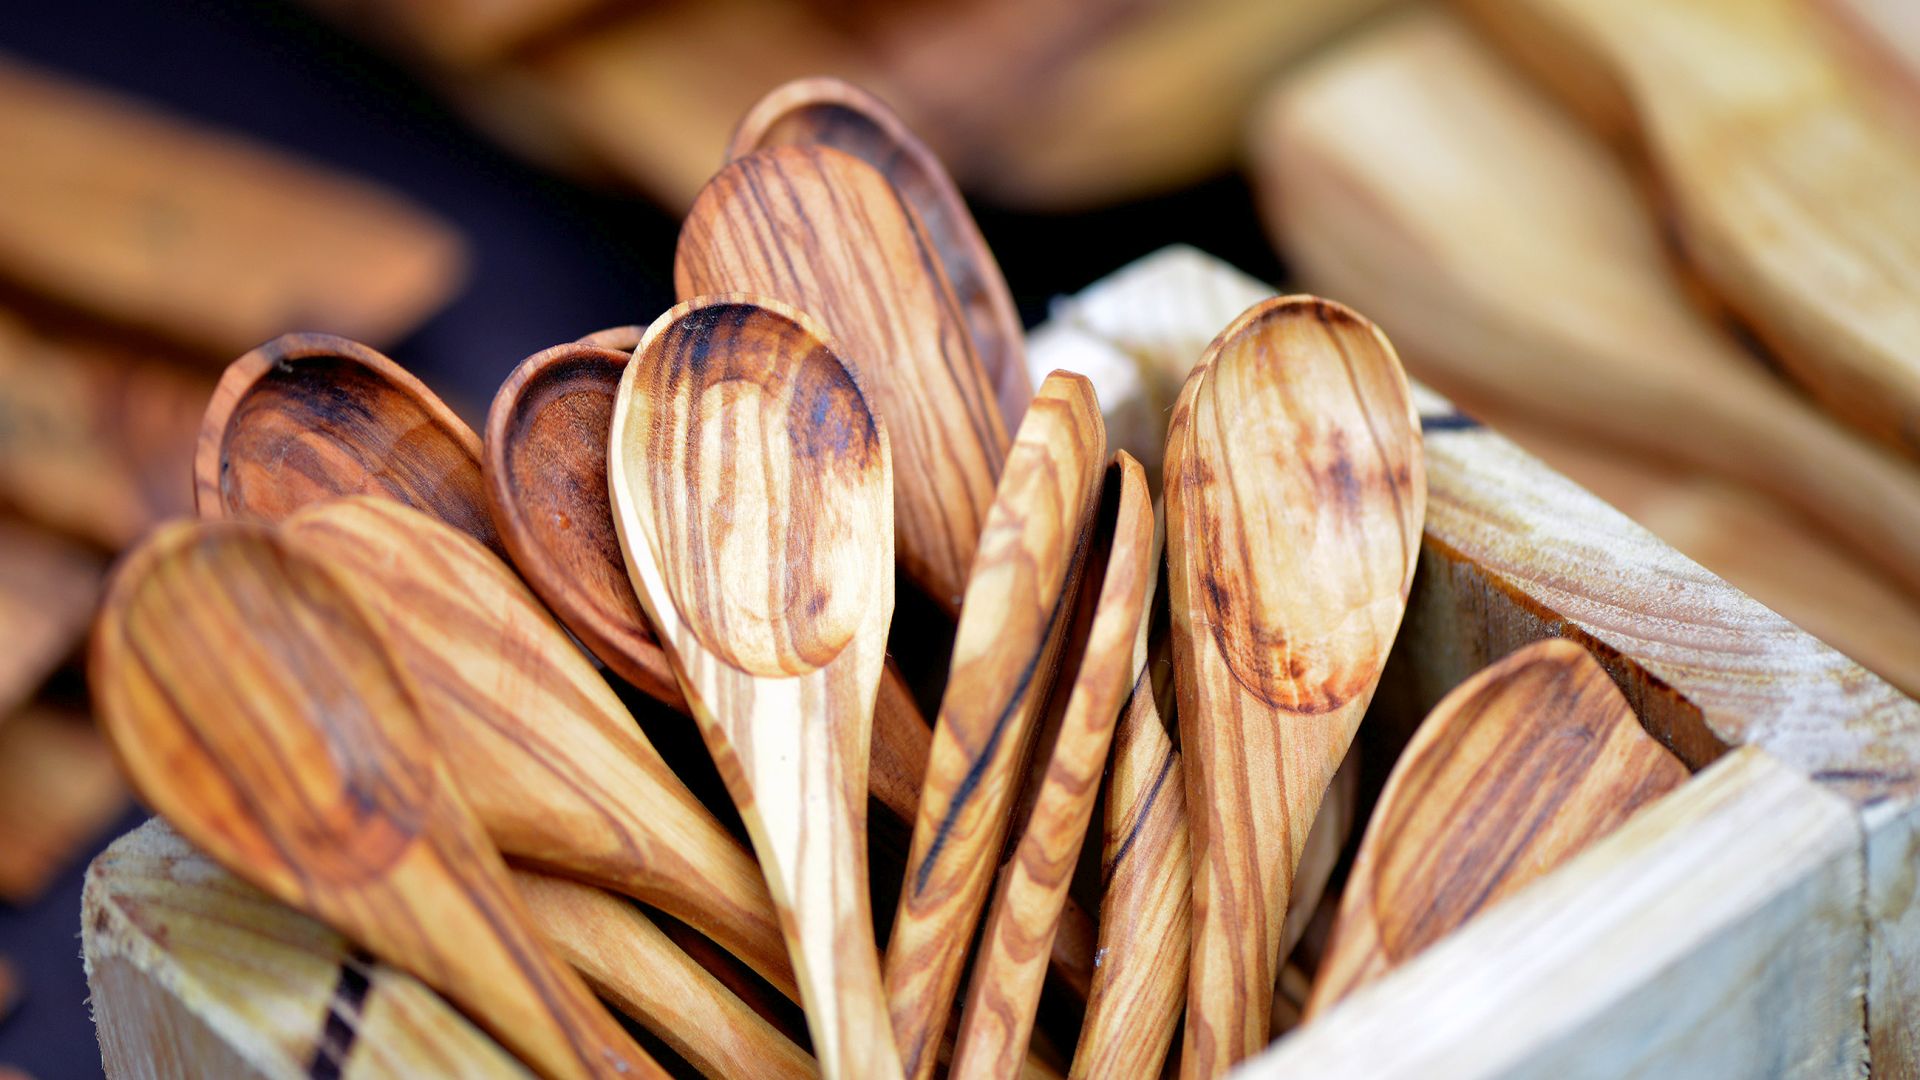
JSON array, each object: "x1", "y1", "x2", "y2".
[{"x1": 84, "y1": 76, "x2": 1715, "y2": 1079}]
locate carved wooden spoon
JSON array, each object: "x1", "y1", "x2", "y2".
[
  {"x1": 90, "y1": 520, "x2": 662, "y2": 1080},
  {"x1": 609, "y1": 297, "x2": 903, "y2": 1078},
  {"x1": 952, "y1": 450, "x2": 1154, "y2": 1077},
  {"x1": 194, "y1": 332, "x2": 501, "y2": 554},
  {"x1": 1305, "y1": 638, "x2": 1689, "y2": 1014},
  {"x1": 676, "y1": 143, "x2": 1009, "y2": 613},
  {"x1": 727, "y1": 76, "x2": 1033, "y2": 429},
  {"x1": 1165, "y1": 296, "x2": 1424, "y2": 1076},
  {"x1": 1256, "y1": 10, "x2": 1920, "y2": 598},
  {"x1": 886, "y1": 371, "x2": 1106, "y2": 1080}
]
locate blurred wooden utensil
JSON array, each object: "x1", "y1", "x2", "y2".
[
  {"x1": 1165, "y1": 297, "x2": 1424, "y2": 1075},
  {"x1": 91, "y1": 521, "x2": 662, "y2": 1080},
  {"x1": 1306, "y1": 639, "x2": 1689, "y2": 1014},
  {"x1": 610, "y1": 297, "x2": 903, "y2": 1078}
]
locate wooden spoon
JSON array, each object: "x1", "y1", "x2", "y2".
[
  {"x1": 90, "y1": 520, "x2": 662, "y2": 1080},
  {"x1": 1456, "y1": 0, "x2": 1920, "y2": 460},
  {"x1": 1255, "y1": 9, "x2": 1920, "y2": 598},
  {"x1": 676, "y1": 143, "x2": 1009, "y2": 613},
  {"x1": 952, "y1": 450, "x2": 1154, "y2": 1078},
  {"x1": 1305, "y1": 638, "x2": 1689, "y2": 1015},
  {"x1": 727, "y1": 76, "x2": 1033, "y2": 429},
  {"x1": 278, "y1": 496, "x2": 796, "y2": 997},
  {"x1": 1164, "y1": 296, "x2": 1424, "y2": 1076},
  {"x1": 194, "y1": 332, "x2": 501, "y2": 555},
  {"x1": 886, "y1": 370, "x2": 1106, "y2": 1080},
  {"x1": 608, "y1": 297, "x2": 902, "y2": 1078}
]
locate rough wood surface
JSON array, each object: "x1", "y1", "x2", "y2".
[
  {"x1": 0, "y1": 59, "x2": 462, "y2": 354},
  {"x1": 85, "y1": 818, "x2": 530, "y2": 1080},
  {"x1": 883, "y1": 371, "x2": 1104, "y2": 1080},
  {"x1": 278, "y1": 497, "x2": 796, "y2": 998},
  {"x1": 1249, "y1": 748, "x2": 1867, "y2": 1078},
  {"x1": 1458, "y1": 0, "x2": 1920, "y2": 461},
  {"x1": 1164, "y1": 297, "x2": 1425, "y2": 1076},
  {"x1": 195, "y1": 333, "x2": 502, "y2": 556},
  {"x1": 952, "y1": 452, "x2": 1152, "y2": 1078},
  {"x1": 0, "y1": 704, "x2": 127, "y2": 904},
  {"x1": 0, "y1": 309, "x2": 207, "y2": 548},
  {"x1": 610, "y1": 298, "x2": 902, "y2": 1078},
  {"x1": 1254, "y1": 9, "x2": 1920, "y2": 599},
  {"x1": 0, "y1": 521, "x2": 102, "y2": 720},
  {"x1": 676, "y1": 143, "x2": 1008, "y2": 613},
  {"x1": 91, "y1": 521, "x2": 661, "y2": 1079},
  {"x1": 1306, "y1": 638, "x2": 1689, "y2": 1014},
  {"x1": 727, "y1": 76, "x2": 1032, "y2": 430}
]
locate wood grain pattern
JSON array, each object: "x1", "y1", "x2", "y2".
[
  {"x1": 609, "y1": 297, "x2": 901, "y2": 1079},
  {"x1": 1164, "y1": 296, "x2": 1425, "y2": 1076},
  {"x1": 0, "y1": 704, "x2": 127, "y2": 904},
  {"x1": 1253, "y1": 9, "x2": 1920, "y2": 598},
  {"x1": 90, "y1": 520, "x2": 661, "y2": 1079},
  {"x1": 884, "y1": 371, "x2": 1105, "y2": 1080},
  {"x1": 86, "y1": 817, "x2": 531, "y2": 1080},
  {"x1": 727, "y1": 76, "x2": 1033, "y2": 429},
  {"x1": 676, "y1": 143, "x2": 1008, "y2": 613},
  {"x1": 1812, "y1": 0, "x2": 1920, "y2": 130},
  {"x1": 195, "y1": 332, "x2": 502, "y2": 556},
  {"x1": 0, "y1": 309, "x2": 208, "y2": 548},
  {"x1": 0, "y1": 58, "x2": 462, "y2": 354},
  {"x1": 0, "y1": 520, "x2": 102, "y2": 720},
  {"x1": 1458, "y1": 0, "x2": 1920, "y2": 460},
  {"x1": 952, "y1": 451, "x2": 1152, "y2": 1078},
  {"x1": 1306, "y1": 638, "x2": 1690, "y2": 1014}
]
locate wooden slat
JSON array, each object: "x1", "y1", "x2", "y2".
[
  {"x1": 0, "y1": 706, "x2": 126, "y2": 903},
  {"x1": 0, "y1": 521, "x2": 101, "y2": 720}
]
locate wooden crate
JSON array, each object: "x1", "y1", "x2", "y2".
[{"x1": 83, "y1": 249, "x2": 1920, "y2": 1077}]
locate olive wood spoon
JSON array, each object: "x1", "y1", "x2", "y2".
[
  {"x1": 1458, "y1": 0, "x2": 1920, "y2": 459},
  {"x1": 727, "y1": 76, "x2": 1033, "y2": 429},
  {"x1": 278, "y1": 496, "x2": 796, "y2": 998},
  {"x1": 885, "y1": 370, "x2": 1106, "y2": 1080},
  {"x1": 1257, "y1": 10, "x2": 1920, "y2": 598},
  {"x1": 1165, "y1": 296, "x2": 1424, "y2": 1076},
  {"x1": 1305, "y1": 638, "x2": 1689, "y2": 1015},
  {"x1": 193, "y1": 332, "x2": 501, "y2": 555},
  {"x1": 676, "y1": 144, "x2": 1009, "y2": 613},
  {"x1": 90, "y1": 520, "x2": 662, "y2": 1080},
  {"x1": 609, "y1": 297, "x2": 903, "y2": 1079},
  {"x1": 952, "y1": 451, "x2": 1153, "y2": 1078}
]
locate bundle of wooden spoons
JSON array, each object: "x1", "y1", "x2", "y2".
[{"x1": 88, "y1": 75, "x2": 1712, "y2": 1080}]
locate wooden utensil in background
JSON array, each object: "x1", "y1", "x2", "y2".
[
  {"x1": 610, "y1": 297, "x2": 903, "y2": 1078},
  {"x1": 728, "y1": 76, "x2": 1033, "y2": 429},
  {"x1": 1306, "y1": 639, "x2": 1690, "y2": 1013},
  {"x1": 1254, "y1": 9, "x2": 1920, "y2": 600},
  {"x1": 951, "y1": 451, "x2": 1153, "y2": 1076},
  {"x1": 884, "y1": 371, "x2": 1105, "y2": 1080},
  {"x1": 1165, "y1": 296, "x2": 1424, "y2": 1075},
  {"x1": 676, "y1": 144, "x2": 1007, "y2": 614},
  {"x1": 1458, "y1": 0, "x2": 1920, "y2": 461},
  {"x1": 90, "y1": 521, "x2": 662, "y2": 1080}
]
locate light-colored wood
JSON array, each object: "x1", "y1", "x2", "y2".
[
  {"x1": 85, "y1": 817, "x2": 531, "y2": 1080},
  {"x1": 0, "y1": 59, "x2": 462, "y2": 355},
  {"x1": 0, "y1": 704, "x2": 127, "y2": 904},
  {"x1": 0, "y1": 309, "x2": 207, "y2": 549},
  {"x1": 195, "y1": 333, "x2": 502, "y2": 556},
  {"x1": 1250, "y1": 747, "x2": 1867, "y2": 1078},
  {"x1": 1253, "y1": 8, "x2": 1920, "y2": 598},
  {"x1": 90, "y1": 521, "x2": 661, "y2": 1079},
  {"x1": 609, "y1": 297, "x2": 902, "y2": 1079},
  {"x1": 952, "y1": 451, "x2": 1153, "y2": 1078},
  {"x1": 1457, "y1": 0, "x2": 1920, "y2": 461},
  {"x1": 1812, "y1": 0, "x2": 1920, "y2": 130},
  {"x1": 728, "y1": 76, "x2": 1033, "y2": 430},
  {"x1": 1165, "y1": 296, "x2": 1425, "y2": 1076},
  {"x1": 513, "y1": 872, "x2": 815, "y2": 1079},
  {"x1": 1306, "y1": 638, "x2": 1690, "y2": 1014},
  {"x1": 277, "y1": 496, "x2": 796, "y2": 997},
  {"x1": 676, "y1": 144, "x2": 1008, "y2": 614},
  {"x1": 884, "y1": 371, "x2": 1105, "y2": 1080},
  {"x1": 0, "y1": 521, "x2": 101, "y2": 720}
]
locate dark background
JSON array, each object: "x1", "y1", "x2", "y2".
[{"x1": 0, "y1": 1, "x2": 1282, "y2": 1075}]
